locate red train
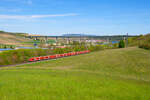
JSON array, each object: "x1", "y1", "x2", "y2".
[{"x1": 28, "y1": 50, "x2": 90, "y2": 62}]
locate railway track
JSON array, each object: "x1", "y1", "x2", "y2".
[{"x1": 0, "y1": 50, "x2": 90, "y2": 68}]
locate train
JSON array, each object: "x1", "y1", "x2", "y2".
[{"x1": 28, "y1": 50, "x2": 90, "y2": 62}]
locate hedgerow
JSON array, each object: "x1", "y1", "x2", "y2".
[
  {"x1": 0, "y1": 49, "x2": 53, "y2": 66},
  {"x1": 139, "y1": 43, "x2": 150, "y2": 49},
  {"x1": 0, "y1": 44, "x2": 116, "y2": 66}
]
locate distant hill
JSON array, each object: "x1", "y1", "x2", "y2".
[{"x1": 0, "y1": 31, "x2": 31, "y2": 46}]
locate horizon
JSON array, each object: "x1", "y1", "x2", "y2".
[
  {"x1": 0, "y1": 30, "x2": 140, "y2": 36},
  {"x1": 0, "y1": 0, "x2": 150, "y2": 36}
]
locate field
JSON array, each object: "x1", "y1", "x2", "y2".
[
  {"x1": 0, "y1": 47, "x2": 150, "y2": 100},
  {"x1": 0, "y1": 32, "x2": 31, "y2": 47}
]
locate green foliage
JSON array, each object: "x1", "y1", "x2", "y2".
[
  {"x1": 137, "y1": 34, "x2": 150, "y2": 49},
  {"x1": 0, "y1": 49, "x2": 53, "y2": 66},
  {"x1": 88, "y1": 45, "x2": 104, "y2": 51},
  {"x1": 0, "y1": 30, "x2": 5, "y2": 33},
  {"x1": 118, "y1": 40, "x2": 125, "y2": 48},
  {"x1": 128, "y1": 34, "x2": 150, "y2": 46},
  {"x1": 139, "y1": 43, "x2": 150, "y2": 49},
  {"x1": 0, "y1": 44, "x2": 117, "y2": 66},
  {"x1": 138, "y1": 34, "x2": 150, "y2": 50},
  {"x1": 112, "y1": 43, "x2": 118, "y2": 48},
  {"x1": 4, "y1": 45, "x2": 7, "y2": 49},
  {"x1": 53, "y1": 48, "x2": 66, "y2": 54},
  {"x1": 0, "y1": 44, "x2": 16, "y2": 49},
  {"x1": 53, "y1": 46, "x2": 86, "y2": 54},
  {"x1": 71, "y1": 41, "x2": 80, "y2": 45},
  {"x1": 53, "y1": 44, "x2": 106, "y2": 54}
]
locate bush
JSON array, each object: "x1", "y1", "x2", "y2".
[
  {"x1": 0, "y1": 44, "x2": 114, "y2": 66},
  {"x1": 0, "y1": 49, "x2": 53, "y2": 66},
  {"x1": 112, "y1": 43, "x2": 118, "y2": 48},
  {"x1": 139, "y1": 43, "x2": 150, "y2": 49},
  {"x1": 118, "y1": 40, "x2": 125, "y2": 48}
]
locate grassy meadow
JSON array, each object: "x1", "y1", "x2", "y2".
[{"x1": 0, "y1": 47, "x2": 150, "y2": 100}]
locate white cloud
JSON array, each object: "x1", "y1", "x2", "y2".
[{"x1": 0, "y1": 13, "x2": 78, "y2": 20}]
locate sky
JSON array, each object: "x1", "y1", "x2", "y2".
[{"x1": 0, "y1": 0, "x2": 150, "y2": 36}]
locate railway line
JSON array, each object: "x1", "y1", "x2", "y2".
[{"x1": 0, "y1": 50, "x2": 90, "y2": 68}]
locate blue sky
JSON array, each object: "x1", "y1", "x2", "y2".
[{"x1": 0, "y1": 0, "x2": 150, "y2": 36}]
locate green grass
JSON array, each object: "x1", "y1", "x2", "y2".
[{"x1": 0, "y1": 47, "x2": 150, "y2": 100}]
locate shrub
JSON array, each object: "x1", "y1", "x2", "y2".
[
  {"x1": 0, "y1": 44, "x2": 114, "y2": 66},
  {"x1": 112, "y1": 43, "x2": 118, "y2": 48},
  {"x1": 88, "y1": 45, "x2": 104, "y2": 52},
  {"x1": 139, "y1": 43, "x2": 150, "y2": 49},
  {"x1": 0, "y1": 49, "x2": 53, "y2": 66},
  {"x1": 118, "y1": 40, "x2": 125, "y2": 48}
]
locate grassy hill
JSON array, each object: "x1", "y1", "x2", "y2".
[
  {"x1": 0, "y1": 31, "x2": 31, "y2": 47},
  {"x1": 0, "y1": 47, "x2": 150, "y2": 100},
  {"x1": 128, "y1": 33, "x2": 150, "y2": 46}
]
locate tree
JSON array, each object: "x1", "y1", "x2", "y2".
[
  {"x1": 118, "y1": 40, "x2": 125, "y2": 48},
  {"x1": 0, "y1": 30, "x2": 5, "y2": 33},
  {"x1": 4, "y1": 45, "x2": 7, "y2": 49}
]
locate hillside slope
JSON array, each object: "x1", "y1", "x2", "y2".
[
  {"x1": 0, "y1": 47, "x2": 150, "y2": 100},
  {"x1": 0, "y1": 31, "x2": 31, "y2": 46},
  {"x1": 129, "y1": 33, "x2": 150, "y2": 46}
]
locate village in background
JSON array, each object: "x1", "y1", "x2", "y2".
[{"x1": 0, "y1": 30, "x2": 137, "y2": 51}]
